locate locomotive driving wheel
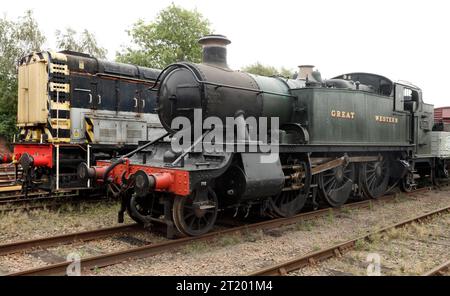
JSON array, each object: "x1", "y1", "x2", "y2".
[
  {"x1": 268, "y1": 157, "x2": 311, "y2": 218},
  {"x1": 318, "y1": 163, "x2": 356, "y2": 207},
  {"x1": 360, "y1": 160, "x2": 390, "y2": 199},
  {"x1": 173, "y1": 187, "x2": 218, "y2": 236}
]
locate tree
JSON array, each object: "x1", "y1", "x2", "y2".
[
  {"x1": 242, "y1": 62, "x2": 294, "y2": 78},
  {"x1": 0, "y1": 10, "x2": 45, "y2": 77},
  {"x1": 117, "y1": 4, "x2": 211, "y2": 68},
  {"x1": 55, "y1": 28, "x2": 107, "y2": 58},
  {"x1": 0, "y1": 10, "x2": 45, "y2": 140}
]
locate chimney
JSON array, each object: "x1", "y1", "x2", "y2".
[
  {"x1": 298, "y1": 65, "x2": 315, "y2": 80},
  {"x1": 198, "y1": 34, "x2": 231, "y2": 68}
]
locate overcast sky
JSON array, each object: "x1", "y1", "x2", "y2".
[{"x1": 2, "y1": 0, "x2": 449, "y2": 107}]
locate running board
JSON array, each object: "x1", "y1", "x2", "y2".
[{"x1": 310, "y1": 155, "x2": 381, "y2": 175}]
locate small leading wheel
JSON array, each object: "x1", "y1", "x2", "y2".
[
  {"x1": 360, "y1": 160, "x2": 390, "y2": 199},
  {"x1": 401, "y1": 172, "x2": 416, "y2": 193},
  {"x1": 318, "y1": 164, "x2": 355, "y2": 207},
  {"x1": 173, "y1": 187, "x2": 218, "y2": 236}
]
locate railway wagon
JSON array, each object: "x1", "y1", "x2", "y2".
[
  {"x1": 431, "y1": 107, "x2": 450, "y2": 162},
  {"x1": 434, "y1": 106, "x2": 450, "y2": 132},
  {"x1": 3, "y1": 51, "x2": 164, "y2": 195},
  {"x1": 81, "y1": 35, "x2": 449, "y2": 237}
]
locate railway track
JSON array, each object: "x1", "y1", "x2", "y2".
[
  {"x1": 0, "y1": 165, "x2": 88, "y2": 211},
  {"x1": 248, "y1": 204, "x2": 450, "y2": 276},
  {"x1": 0, "y1": 166, "x2": 20, "y2": 185},
  {"x1": 0, "y1": 190, "x2": 78, "y2": 205},
  {"x1": 3, "y1": 188, "x2": 429, "y2": 276},
  {"x1": 0, "y1": 174, "x2": 439, "y2": 214},
  {"x1": 422, "y1": 260, "x2": 450, "y2": 276},
  {"x1": 0, "y1": 188, "x2": 112, "y2": 214},
  {"x1": 0, "y1": 224, "x2": 141, "y2": 256},
  {"x1": 0, "y1": 197, "x2": 110, "y2": 215},
  {"x1": 0, "y1": 192, "x2": 76, "y2": 205}
]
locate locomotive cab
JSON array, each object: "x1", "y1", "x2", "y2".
[
  {"x1": 394, "y1": 81, "x2": 422, "y2": 113},
  {"x1": 394, "y1": 82, "x2": 433, "y2": 156}
]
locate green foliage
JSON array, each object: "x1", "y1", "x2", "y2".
[
  {"x1": 183, "y1": 241, "x2": 211, "y2": 254},
  {"x1": 0, "y1": 113, "x2": 18, "y2": 141},
  {"x1": 0, "y1": 10, "x2": 107, "y2": 142},
  {"x1": 116, "y1": 4, "x2": 211, "y2": 68},
  {"x1": 0, "y1": 11, "x2": 45, "y2": 78},
  {"x1": 55, "y1": 28, "x2": 107, "y2": 58},
  {"x1": 327, "y1": 208, "x2": 335, "y2": 223},
  {"x1": 217, "y1": 234, "x2": 243, "y2": 247},
  {"x1": 242, "y1": 62, "x2": 294, "y2": 78},
  {"x1": 295, "y1": 220, "x2": 316, "y2": 232},
  {"x1": 0, "y1": 10, "x2": 45, "y2": 140}
]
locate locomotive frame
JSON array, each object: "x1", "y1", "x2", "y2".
[{"x1": 80, "y1": 35, "x2": 450, "y2": 237}]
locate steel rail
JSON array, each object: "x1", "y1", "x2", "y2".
[
  {"x1": 422, "y1": 259, "x2": 450, "y2": 276},
  {"x1": 248, "y1": 205, "x2": 450, "y2": 276},
  {"x1": 0, "y1": 191, "x2": 75, "y2": 203},
  {"x1": 0, "y1": 197, "x2": 110, "y2": 215},
  {"x1": 0, "y1": 224, "x2": 141, "y2": 256},
  {"x1": 5, "y1": 191, "x2": 420, "y2": 276},
  {"x1": 0, "y1": 189, "x2": 108, "y2": 211}
]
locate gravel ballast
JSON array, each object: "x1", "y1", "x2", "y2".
[
  {"x1": 92, "y1": 189, "x2": 450, "y2": 275},
  {"x1": 0, "y1": 188, "x2": 448, "y2": 276}
]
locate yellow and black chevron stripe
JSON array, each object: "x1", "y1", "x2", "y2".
[{"x1": 84, "y1": 117, "x2": 95, "y2": 143}]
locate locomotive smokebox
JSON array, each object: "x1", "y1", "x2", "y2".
[{"x1": 198, "y1": 34, "x2": 231, "y2": 68}]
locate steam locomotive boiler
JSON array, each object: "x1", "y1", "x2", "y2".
[
  {"x1": 2, "y1": 51, "x2": 164, "y2": 195},
  {"x1": 81, "y1": 35, "x2": 449, "y2": 237}
]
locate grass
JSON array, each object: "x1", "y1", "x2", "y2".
[
  {"x1": 0, "y1": 200, "x2": 125, "y2": 241},
  {"x1": 311, "y1": 245, "x2": 321, "y2": 252},
  {"x1": 354, "y1": 239, "x2": 371, "y2": 251},
  {"x1": 385, "y1": 227, "x2": 402, "y2": 240},
  {"x1": 242, "y1": 229, "x2": 264, "y2": 242},
  {"x1": 366, "y1": 232, "x2": 383, "y2": 245},
  {"x1": 93, "y1": 266, "x2": 101, "y2": 274},
  {"x1": 182, "y1": 241, "x2": 211, "y2": 254},
  {"x1": 387, "y1": 247, "x2": 396, "y2": 257},
  {"x1": 327, "y1": 208, "x2": 335, "y2": 223},
  {"x1": 295, "y1": 220, "x2": 316, "y2": 232},
  {"x1": 409, "y1": 222, "x2": 431, "y2": 238},
  {"x1": 393, "y1": 193, "x2": 410, "y2": 204},
  {"x1": 217, "y1": 234, "x2": 243, "y2": 247},
  {"x1": 340, "y1": 206, "x2": 352, "y2": 215}
]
